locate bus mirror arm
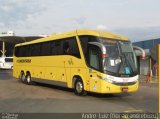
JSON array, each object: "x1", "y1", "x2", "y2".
[
  {"x1": 133, "y1": 46, "x2": 146, "y2": 60},
  {"x1": 88, "y1": 42, "x2": 106, "y2": 54}
]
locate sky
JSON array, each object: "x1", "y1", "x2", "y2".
[{"x1": 0, "y1": 0, "x2": 160, "y2": 42}]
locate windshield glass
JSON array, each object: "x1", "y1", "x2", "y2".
[{"x1": 101, "y1": 38, "x2": 137, "y2": 76}]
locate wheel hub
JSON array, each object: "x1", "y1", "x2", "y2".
[
  {"x1": 76, "y1": 82, "x2": 83, "y2": 93},
  {"x1": 27, "y1": 76, "x2": 30, "y2": 83}
]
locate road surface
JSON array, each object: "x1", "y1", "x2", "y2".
[{"x1": 0, "y1": 70, "x2": 158, "y2": 113}]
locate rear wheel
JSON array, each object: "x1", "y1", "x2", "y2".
[
  {"x1": 19, "y1": 72, "x2": 26, "y2": 83},
  {"x1": 74, "y1": 78, "x2": 87, "y2": 96},
  {"x1": 26, "y1": 72, "x2": 33, "y2": 85}
]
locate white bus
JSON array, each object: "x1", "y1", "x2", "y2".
[{"x1": 0, "y1": 57, "x2": 13, "y2": 69}]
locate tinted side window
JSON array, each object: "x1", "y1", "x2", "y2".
[
  {"x1": 50, "y1": 41, "x2": 56, "y2": 55},
  {"x1": 68, "y1": 38, "x2": 80, "y2": 58},
  {"x1": 79, "y1": 36, "x2": 99, "y2": 62},
  {"x1": 54, "y1": 40, "x2": 63, "y2": 55},
  {"x1": 31, "y1": 44, "x2": 41, "y2": 56},
  {"x1": 15, "y1": 45, "x2": 31, "y2": 57},
  {"x1": 14, "y1": 37, "x2": 80, "y2": 57},
  {"x1": 63, "y1": 41, "x2": 69, "y2": 54},
  {"x1": 41, "y1": 42, "x2": 50, "y2": 56},
  {"x1": 19, "y1": 46, "x2": 25, "y2": 57},
  {"x1": 63, "y1": 38, "x2": 81, "y2": 58},
  {"x1": 24, "y1": 45, "x2": 31, "y2": 57}
]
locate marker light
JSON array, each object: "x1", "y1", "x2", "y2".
[{"x1": 102, "y1": 54, "x2": 107, "y2": 57}]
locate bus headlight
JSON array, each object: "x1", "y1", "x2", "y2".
[
  {"x1": 97, "y1": 75, "x2": 114, "y2": 83},
  {"x1": 133, "y1": 80, "x2": 138, "y2": 83},
  {"x1": 104, "y1": 78, "x2": 113, "y2": 83}
]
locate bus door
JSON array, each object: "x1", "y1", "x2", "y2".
[
  {"x1": 87, "y1": 43, "x2": 103, "y2": 92},
  {"x1": 59, "y1": 60, "x2": 67, "y2": 82},
  {"x1": 62, "y1": 41, "x2": 71, "y2": 87}
]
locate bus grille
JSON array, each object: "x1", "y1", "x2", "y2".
[{"x1": 113, "y1": 82, "x2": 136, "y2": 86}]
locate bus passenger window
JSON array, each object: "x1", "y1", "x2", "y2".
[
  {"x1": 63, "y1": 37, "x2": 81, "y2": 58},
  {"x1": 41, "y1": 42, "x2": 51, "y2": 56},
  {"x1": 55, "y1": 41, "x2": 63, "y2": 55},
  {"x1": 63, "y1": 42, "x2": 70, "y2": 54},
  {"x1": 50, "y1": 42, "x2": 56, "y2": 55}
]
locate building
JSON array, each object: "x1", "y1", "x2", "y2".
[
  {"x1": 0, "y1": 31, "x2": 44, "y2": 57},
  {"x1": 133, "y1": 38, "x2": 160, "y2": 81}
]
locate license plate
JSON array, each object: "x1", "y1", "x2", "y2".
[{"x1": 121, "y1": 87, "x2": 128, "y2": 92}]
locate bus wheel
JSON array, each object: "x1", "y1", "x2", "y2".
[
  {"x1": 20, "y1": 72, "x2": 26, "y2": 83},
  {"x1": 74, "y1": 78, "x2": 87, "y2": 96},
  {"x1": 26, "y1": 73, "x2": 33, "y2": 85}
]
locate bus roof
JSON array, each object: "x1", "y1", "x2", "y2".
[{"x1": 15, "y1": 29, "x2": 128, "y2": 47}]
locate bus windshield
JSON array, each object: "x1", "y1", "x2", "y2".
[{"x1": 101, "y1": 38, "x2": 137, "y2": 76}]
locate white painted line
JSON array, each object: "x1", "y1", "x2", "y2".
[{"x1": 124, "y1": 109, "x2": 145, "y2": 113}]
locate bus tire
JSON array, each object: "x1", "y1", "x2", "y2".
[
  {"x1": 74, "y1": 78, "x2": 87, "y2": 96},
  {"x1": 19, "y1": 71, "x2": 26, "y2": 83},
  {"x1": 26, "y1": 72, "x2": 33, "y2": 85}
]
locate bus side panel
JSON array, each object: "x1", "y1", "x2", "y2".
[
  {"x1": 13, "y1": 56, "x2": 66, "y2": 82},
  {"x1": 70, "y1": 68, "x2": 88, "y2": 90},
  {"x1": 64, "y1": 56, "x2": 87, "y2": 89},
  {"x1": 86, "y1": 69, "x2": 103, "y2": 93}
]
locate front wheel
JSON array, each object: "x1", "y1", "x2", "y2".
[{"x1": 74, "y1": 78, "x2": 87, "y2": 96}]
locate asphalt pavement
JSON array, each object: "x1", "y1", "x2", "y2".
[{"x1": 0, "y1": 70, "x2": 158, "y2": 113}]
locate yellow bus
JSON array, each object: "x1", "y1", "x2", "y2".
[{"x1": 13, "y1": 30, "x2": 139, "y2": 95}]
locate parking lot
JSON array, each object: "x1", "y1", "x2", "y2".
[{"x1": 0, "y1": 70, "x2": 158, "y2": 113}]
